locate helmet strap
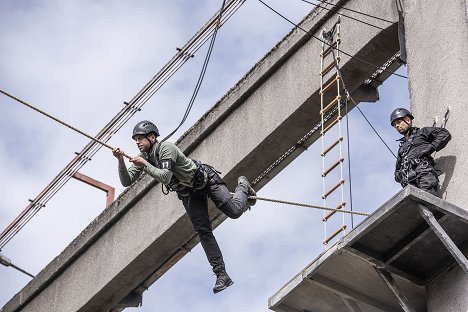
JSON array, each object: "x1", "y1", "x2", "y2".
[{"x1": 145, "y1": 134, "x2": 157, "y2": 149}]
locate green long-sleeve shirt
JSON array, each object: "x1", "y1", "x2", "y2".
[{"x1": 119, "y1": 141, "x2": 197, "y2": 187}]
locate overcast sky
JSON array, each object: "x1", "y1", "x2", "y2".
[{"x1": 1, "y1": 1, "x2": 409, "y2": 311}]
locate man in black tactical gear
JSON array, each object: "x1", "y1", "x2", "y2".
[
  {"x1": 391, "y1": 108, "x2": 451, "y2": 196},
  {"x1": 112, "y1": 120, "x2": 257, "y2": 293}
]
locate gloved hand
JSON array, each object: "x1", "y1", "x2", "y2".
[
  {"x1": 395, "y1": 170, "x2": 404, "y2": 183},
  {"x1": 407, "y1": 168, "x2": 417, "y2": 182},
  {"x1": 417, "y1": 145, "x2": 436, "y2": 158}
]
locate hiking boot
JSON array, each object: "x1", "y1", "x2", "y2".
[
  {"x1": 213, "y1": 270, "x2": 234, "y2": 293},
  {"x1": 238, "y1": 176, "x2": 257, "y2": 208}
]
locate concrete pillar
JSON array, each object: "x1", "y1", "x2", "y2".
[{"x1": 402, "y1": 1, "x2": 468, "y2": 311}]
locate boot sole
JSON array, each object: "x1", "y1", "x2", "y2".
[{"x1": 213, "y1": 280, "x2": 234, "y2": 293}]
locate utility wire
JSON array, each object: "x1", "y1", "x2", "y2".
[
  {"x1": 298, "y1": 0, "x2": 385, "y2": 30},
  {"x1": 344, "y1": 96, "x2": 354, "y2": 228},
  {"x1": 329, "y1": 45, "x2": 397, "y2": 159},
  {"x1": 316, "y1": 0, "x2": 394, "y2": 24},
  {"x1": 163, "y1": 0, "x2": 227, "y2": 142},
  {"x1": 257, "y1": 0, "x2": 408, "y2": 79}
]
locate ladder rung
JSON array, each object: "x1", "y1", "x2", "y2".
[
  {"x1": 320, "y1": 57, "x2": 341, "y2": 77},
  {"x1": 322, "y1": 158, "x2": 344, "y2": 177},
  {"x1": 321, "y1": 137, "x2": 343, "y2": 157},
  {"x1": 321, "y1": 38, "x2": 341, "y2": 57},
  {"x1": 320, "y1": 75, "x2": 341, "y2": 94},
  {"x1": 323, "y1": 202, "x2": 346, "y2": 221},
  {"x1": 320, "y1": 116, "x2": 342, "y2": 136},
  {"x1": 320, "y1": 96, "x2": 341, "y2": 116},
  {"x1": 323, "y1": 225, "x2": 347, "y2": 245},
  {"x1": 322, "y1": 179, "x2": 345, "y2": 199}
]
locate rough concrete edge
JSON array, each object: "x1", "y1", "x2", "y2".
[{"x1": 267, "y1": 243, "x2": 341, "y2": 309}]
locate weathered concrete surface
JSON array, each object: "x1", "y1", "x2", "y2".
[
  {"x1": 402, "y1": 1, "x2": 468, "y2": 311},
  {"x1": 269, "y1": 186, "x2": 468, "y2": 312},
  {"x1": 2, "y1": 0, "x2": 401, "y2": 311}
]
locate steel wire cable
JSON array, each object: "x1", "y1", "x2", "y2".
[
  {"x1": 163, "y1": 0, "x2": 227, "y2": 142},
  {"x1": 257, "y1": 0, "x2": 408, "y2": 79},
  {"x1": 344, "y1": 95, "x2": 354, "y2": 228},
  {"x1": 298, "y1": 0, "x2": 385, "y2": 30},
  {"x1": 329, "y1": 46, "x2": 397, "y2": 159},
  {"x1": 133, "y1": 1, "x2": 240, "y2": 111},
  {"x1": 315, "y1": 0, "x2": 394, "y2": 24}
]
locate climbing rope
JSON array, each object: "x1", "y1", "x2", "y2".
[
  {"x1": 0, "y1": 88, "x2": 132, "y2": 160},
  {"x1": 162, "y1": 0, "x2": 227, "y2": 142},
  {"x1": 254, "y1": 195, "x2": 369, "y2": 216},
  {"x1": 237, "y1": 194, "x2": 369, "y2": 216}
]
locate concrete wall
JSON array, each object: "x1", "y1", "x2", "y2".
[{"x1": 403, "y1": 1, "x2": 468, "y2": 311}]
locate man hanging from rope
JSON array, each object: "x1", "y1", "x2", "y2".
[
  {"x1": 112, "y1": 120, "x2": 256, "y2": 293},
  {"x1": 391, "y1": 108, "x2": 451, "y2": 196}
]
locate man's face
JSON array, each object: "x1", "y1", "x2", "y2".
[
  {"x1": 134, "y1": 134, "x2": 155, "y2": 152},
  {"x1": 392, "y1": 116, "x2": 412, "y2": 135}
]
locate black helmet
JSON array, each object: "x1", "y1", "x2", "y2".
[
  {"x1": 390, "y1": 108, "x2": 414, "y2": 126},
  {"x1": 132, "y1": 120, "x2": 160, "y2": 139}
]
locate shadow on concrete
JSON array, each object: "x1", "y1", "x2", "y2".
[{"x1": 435, "y1": 155, "x2": 456, "y2": 199}]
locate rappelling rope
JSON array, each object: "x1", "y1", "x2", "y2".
[
  {"x1": 234, "y1": 193, "x2": 369, "y2": 216},
  {"x1": 253, "y1": 195, "x2": 369, "y2": 216},
  {"x1": 0, "y1": 89, "x2": 132, "y2": 160}
]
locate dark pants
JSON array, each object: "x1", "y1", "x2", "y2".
[
  {"x1": 409, "y1": 165, "x2": 439, "y2": 196},
  {"x1": 179, "y1": 166, "x2": 249, "y2": 274}
]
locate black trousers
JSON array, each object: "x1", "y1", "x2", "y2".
[
  {"x1": 179, "y1": 166, "x2": 249, "y2": 274},
  {"x1": 408, "y1": 165, "x2": 439, "y2": 196}
]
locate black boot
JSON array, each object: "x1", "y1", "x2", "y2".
[
  {"x1": 213, "y1": 270, "x2": 234, "y2": 293},
  {"x1": 237, "y1": 176, "x2": 257, "y2": 209}
]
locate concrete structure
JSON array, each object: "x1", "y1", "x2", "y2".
[
  {"x1": 402, "y1": 1, "x2": 468, "y2": 311},
  {"x1": 1, "y1": 0, "x2": 401, "y2": 311},
  {"x1": 6, "y1": 0, "x2": 468, "y2": 311},
  {"x1": 269, "y1": 186, "x2": 468, "y2": 312},
  {"x1": 269, "y1": 1, "x2": 468, "y2": 312}
]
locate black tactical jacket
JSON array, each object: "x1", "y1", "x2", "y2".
[{"x1": 395, "y1": 126, "x2": 451, "y2": 183}]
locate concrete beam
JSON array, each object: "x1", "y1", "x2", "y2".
[
  {"x1": 2, "y1": 0, "x2": 401, "y2": 311},
  {"x1": 306, "y1": 276, "x2": 400, "y2": 312}
]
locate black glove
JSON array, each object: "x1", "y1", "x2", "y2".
[
  {"x1": 418, "y1": 145, "x2": 436, "y2": 158},
  {"x1": 407, "y1": 168, "x2": 417, "y2": 182},
  {"x1": 395, "y1": 170, "x2": 404, "y2": 183}
]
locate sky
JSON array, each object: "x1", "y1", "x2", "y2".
[{"x1": 0, "y1": 0, "x2": 409, "y2": 311}]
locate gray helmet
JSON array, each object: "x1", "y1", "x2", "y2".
[
  {"x1": 390, "y1": 108, "x2": 414, "y2": 126},
  {"x1": 132, "y1": 120, "x2": 160, "y2": 139}
]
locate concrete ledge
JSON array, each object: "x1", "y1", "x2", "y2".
[{"x1": 269, "y1": 186, "x2": 468, "y2": 312}]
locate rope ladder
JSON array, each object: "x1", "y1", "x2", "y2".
[{"x1": 319, "y1": 19, "x2": 348, "y2": 247}]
